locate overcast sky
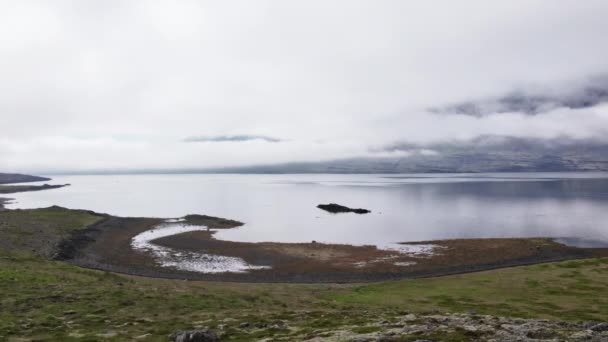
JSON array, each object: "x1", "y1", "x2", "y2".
[{"x1": 2, "y1": 1, "x2": 608, "y2": 172}]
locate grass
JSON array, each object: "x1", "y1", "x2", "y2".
[
  {"x1": 0, "y1": 206, "x2": 103, "y2": 258},
  {"x1": 0, "y1": 254, "x2": 332, "y2": 341},
  {"x1": 0, "y1": 207, "x2": 101, "y2": 233},
  {"x1": 330, "y1": 258, "x2": 608, "y2": 321},
  {"x1": 1, "y1": 254, "x2": 608, "y2": 340}
]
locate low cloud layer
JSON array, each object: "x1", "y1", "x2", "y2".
[
  {"x1": 184, "y1": 135, "x2": 282, "y2": 143},
  {"x1": 382, "y1": 135, "x2": 608, "y2": 155},
  {"x1": 432, "y1": 75, "x2": 608, "y2": 116},
  {"x1": 1, "y1": 1, "x2": 608, "y2": 172}
]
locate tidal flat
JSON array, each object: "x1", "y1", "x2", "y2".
[{"x1": 1, "y1": 198, "x2": 607, "y2": 284}]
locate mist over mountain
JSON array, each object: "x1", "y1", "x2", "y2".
[
  {"x1": 431, "y1": 75, "x2": 608, "y2": 117},
  {"x1": 194, "y1": 136, "x2": 608, "y2": 174}
]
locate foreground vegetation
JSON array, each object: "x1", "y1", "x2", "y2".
[
  {"x1": 1, "y1": 251, "x2": 608, "y2": 340},
  {"x1": 2, "y1": 206, "x2": 608, "y2": 341}
]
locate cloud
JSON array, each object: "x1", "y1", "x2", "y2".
[
  {"x1": 432, "y1": 75, "x2": 608, "y2": 116},
  {"x1": 1, "y1": 1, "x2": 608, "y2": 172},
  {"x1": 184, "y1": 135, "x2": 282, "y2": 143},
  {"x1": 383, "y1": 134, "x2": 608, "y2": 154}
]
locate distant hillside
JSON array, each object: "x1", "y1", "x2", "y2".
[
  {"x1": 47, "y1": 136, "x2": 608, "y2": 175},
  {"x1": 200, "y1": 137, "x2": 608, "y2": 174},
  {"x1": 0, "y1": 173, "x2": 50, "y2": 184}
]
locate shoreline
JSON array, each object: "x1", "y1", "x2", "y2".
[
  {"x1": 2, "y1": 173, "x2": 607, "y2": 283},
  {"x1": 0, "y1": 183, "x2": 69, "y2": 195},
  {"x1": 53, "y1": 210, "x2": 608, "y2": 283},
  {"x1": 0, "y1": 197, "x2": 10, "y2": 211}
]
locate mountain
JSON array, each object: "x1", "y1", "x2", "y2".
[{"x1": 200, "y1": 136, "x2": 608, "y2": 174}]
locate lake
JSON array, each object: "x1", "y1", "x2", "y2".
[{"x1": 6, "y1": 173, "x2": 608, "y2": 248}]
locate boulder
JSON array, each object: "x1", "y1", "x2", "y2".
[
  {"x1": 169, "y1": 329, "x2": 219, "y2": 342},
  {"x1": 591, "y1": 322, "x2": 608, "y2": 332}
]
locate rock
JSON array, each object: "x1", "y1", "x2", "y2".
[
  {"x1": 349, "y1": 338, "x2": 372, "y2": 342},
  {"x1": 269, "y1": 320, "x2": 288, "y2": 329},
  {"x1": 376, "y1": 336, "x2": 399, "y2": 342},
  {"x1": 169, "y1": 329, "x2": 219, "y2": 342},
  {"x1": 526, "y1": 328, "x2": 556, "y2": 339},
  {"x1": 255, "y1": 322, "x2": 268, "y2": 329},
  {"x1": 96, "y1": 331, "x2": 118, "y2": 338},
  {"x1": 583, "y1": 321, "x2": 602, "y2": 329},
  {"x1": 426, "y1": 315, "x2": 448, "y2": 324},
  {"x1": 570, "y1": 330, "x2": 593, "y2": 340},
  {"x1": 135, "y1": 317, "x2": 155, "y2": 323},
  {"x1": 462, "y1": 325, "x2": 479, "y2": 333},
  {"x1": 402, "y1": 314, "x2": 417, "y2": 322},
  {"x1": 239, "y1": 322, "x2": 250, "y2": 329},
  {"x1": 317, "y1": 203, "x2": 371, "y2": 214},
  {"x1": 221, "y1": 312, "x2": 608, "y2": 341},
  {"x1": 590, "y1": 322, "x2": 608, "y2": 332},
  {"x1": 403, "y1": 324, "x2": 430, "y2": 334}
]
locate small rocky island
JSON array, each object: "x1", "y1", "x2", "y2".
[{"x1": 317, "y1": 203, "x2": 371, "y2": 214}]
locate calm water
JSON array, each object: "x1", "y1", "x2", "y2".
[{"x1": 6, "y1": 173, "x2": 608, "y2": 247}]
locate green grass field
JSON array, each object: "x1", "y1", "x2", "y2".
[
  {"x1": 2, "y1": 253, "x2": 608, "y2": 340},
  {"x1": 1, "y1": 207, "x2": 608, "y2": 340}
]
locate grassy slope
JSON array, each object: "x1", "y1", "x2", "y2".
[
  {"x1": 2, "y1": 255, "x2": 608, "y2": 341},
  {"x1": 0, "y1": 207, "x2": 103, "y2": 258},
  {"x1": 2, "y1": 207, "x2": 608, "y2": 340},
  {"x1": 332, "y1": 258, "x2": 608, "y2": 321}
]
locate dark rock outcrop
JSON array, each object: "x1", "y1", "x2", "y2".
[
  {"x1": 183, "y1": 214, "x2": 243, "y2": 229},
  {"x1": 317, "y1": 203, "x2": 371, "y2": 214},
  {"x1": 169, "y1": 330, "x2": 219, "y2": 342},
  {"x1": 591, "y1": 322, "x2": 608, "y2": 332}
]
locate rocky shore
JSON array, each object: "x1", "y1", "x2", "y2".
[
  {"x1": 0, "y1": 197, "x2": 10, "y2": 211},
  {"x1": 0, "y1": 183, "x2": 69, "y2": 194},
  {"x1": 2, "y1": 183, "x2": 607, "y2": 283},
  {"x1": 2, "y1": 171, "x2": 607, "y2": 283},
  {"x1": 59, "y1": 213, "x2": 608, "y2": 282}
]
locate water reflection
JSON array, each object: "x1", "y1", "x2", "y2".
[{"x1": 6, "y1": 173, "x2": 608, "y2": 248}]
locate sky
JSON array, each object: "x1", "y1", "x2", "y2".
[{"x1": 1, "y1": 1, "x2": 608, "y2": 172}]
